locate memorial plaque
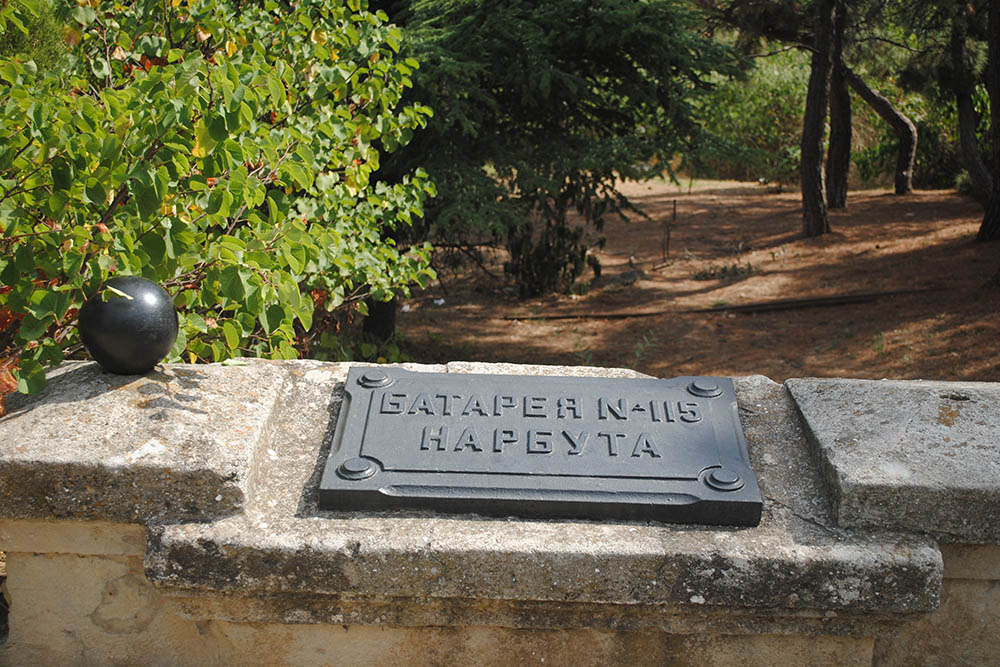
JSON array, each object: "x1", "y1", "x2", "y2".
[{"x1": 318, "y1": 368, "x2": 762, "y2": 526}]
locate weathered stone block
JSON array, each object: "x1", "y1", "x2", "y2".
[
  {"x1": 5, "y1": 360, "x2": 983, "y2": 667},
  {"x1": 145, "y1": 364, "x2": 942, "y2": 622},
  {"x1": 873, "y1": 578, "x2": 1000, "y2": 666},
  {"x1": 940, "y1": 544, "x2": 1000, "y2": 581},
  {"x1": 144, "y1": 622, "x2": 876, "y2": 667},
  {"x1": 3, "y1": 552, "x2": 162, "y2": 663},
  {"x1": 0, "y1": 361, "x2": 287, "y2": 523},
  {"x1": 786, "y1": 378, "x2": 1000, "y2": 543},
  {"x1": 0, "y1": 519, "x2": 144, "y2": 556}
]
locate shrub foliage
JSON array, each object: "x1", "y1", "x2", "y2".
[
  {"x1": 0, "y1": 0, "x2": 435, "y2": 394},
  {"x1": 694, "y1": 49, "x2": 810, "y2": 184}
]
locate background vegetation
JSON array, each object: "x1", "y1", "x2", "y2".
[{"x1": 0, "y1": 0, "x2": 996, "y2": 397}]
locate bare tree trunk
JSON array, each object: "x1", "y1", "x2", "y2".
[
  {"x1": 826, "y1": 0, "x2": 851, "y2": 209},
  {"x1": 983, "y1": 197, "x2": 1000, "y2": 249},
  {"x1": 842, "y1": 67, "x2": 917, "y2": 195},
  {"x1": 363, "y1": 296, "x2": 398, "y2": 342},
  {"x1": 979, "y1": 0, "x2": 1000, "y2": 246},
  {"x1": 951, "y1": 3, "x2": 992, "y2": 206},
  {"x1": 801, "y1": 0, "x2": 837, "y2": 237}
]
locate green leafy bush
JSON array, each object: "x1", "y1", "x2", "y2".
[
  {"x1": 0, "y1": 0, "x2": 435, "y2": 394},
  {"x1": 694, "y1": 48, "x2": 809, "y2": 184},
  {"x1": 851, "y1": 97, "x2": 962, "y2": 190},
  {"x1": 692, "y1": 261, "x2": 756, "y2": 281},
  {"x1": 0, "y1": 0, "x2": 64, "y2": 71}
]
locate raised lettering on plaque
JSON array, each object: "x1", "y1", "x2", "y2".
[{"x1": 317, "y1": 368, "x2": 762, "y2": 526}]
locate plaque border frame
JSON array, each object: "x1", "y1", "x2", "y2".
[{"x1": 317, "y1": 368, "x2": 762, "y2": 526}]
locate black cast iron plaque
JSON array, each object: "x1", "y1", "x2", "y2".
[{"x1": 318, "y1": 367, "x2": 762, "y2": 526}]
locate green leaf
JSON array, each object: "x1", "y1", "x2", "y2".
[
  {"x1": 16, "y1": 359, "x2": 47, "y2": 395},
  {"x1": 208, "y1": 114, "x2": 228, "y2": 142},
  {"x1": 100, "y1": 135, "x2": 121, "y2": 168},
  {"x1": 297, "y1": 299, "x2": 313, "y2": 330},
  {"x1": 281, "y1": 243, "x2": 306, "y2": 273},
  {"x1": 192, "y1": 120, "x2": 219, "y2": 158},
  {"x1": 222, "y1": 321, "x2": 240, "y2": 349},
  {"x1": 85, "y1": 180, "x2": 106, "y2": 206},
  {"x1": 207, "y1": 190, "x2": 233, "y2": 217},
  {"x1": 154, "y1": 166, "x2": 171, "y2": 201},
  {"x1": 71, "y1": 5, "x2": 96, "y2": 25},
  {"x1": 285, "y1": 162, "x2": 312, "y2": 190},
  {"x1": 39, "y1": 289, "x2": 71, "y2": 320},
  {"x1": 133, "y1": 176, "x2": 160, "y2": 219},
  {"x1": 104, "y1": 286, "x2": 134, "y2": 301},
  {"x1": 51, "y1": 159, "x2": 71, "y2": 192},
  {"x1": 277, "y1": 339, "x2": 297, "y2": 360},
  {"x1": 219, "y1": 265, "x2": 245, "y2": 300},
  {"x1": 267, "y1": 74, "x2": 285, "y2": 109},
  {"x1": 295, "y1": 145, "x2": 315, "y2": 167},
  {"x1": 186, "y1": 312, "x2": 208, "y2": 333},
  {"x1": 16, "y1": 313, "x2": 50, "y2": 341},
  {"x1": 266, "y1": 194, "x2": 282, "y2": 223},
  {"x1": 14, "y1": 245, "x2": 33, "y2": 272},
  {"x1": 62, "y1": 249, "x2": 84, "y2": 277},
  {"x1": 259, "y1": 304, "x2": 284, "y2": 334},
  {"x1": 142, "y1": 232, "x2": 166, "y2": 265}
]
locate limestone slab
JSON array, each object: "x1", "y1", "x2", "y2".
[
  {"x1": 786, "y1": 377, "x2": 1000, "y2": 543},
  {"x1": 0, "y1": 361, "x2": 287, "y2": 523},
  {"x1": 0, "y1": 518, "x2": 145, "y2": 556},
  {"x1": 873, "y1": 578, "x2": 1000, "y2": 666},
  {"x1": 940, "y1": 544, "x2": 1000, "y2": 581},
  {"x1": 145, "y1": 362, "x2": 942, "y2": 620}
]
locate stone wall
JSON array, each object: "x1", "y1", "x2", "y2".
[{"x1": 0, "y1": 361, "x2": 997, "y2": 666}]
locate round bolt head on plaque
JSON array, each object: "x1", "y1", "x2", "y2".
[
  {"x1": 78, "y1": 276, "x2": 178, "y2": 375},
  {"x1": 688, "y1": 379, "x2": 723, "y2": 398},
  {"x1": 338, "y1": 457, "x2": 378, "y2": 480},
  {"x1": 359, "y1": 369, "x2": 392, "y2": 388},
  {"x1": 705, "y1": 468, "x2": 744, "y2": 491}
]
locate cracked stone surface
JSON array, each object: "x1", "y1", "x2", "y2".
[
  {"x1": 140, "y1": 361, "x2": 942, "y2": 626},
  {"x1": 786, "y1": 378, "x2": 1000, "y2": 543}
]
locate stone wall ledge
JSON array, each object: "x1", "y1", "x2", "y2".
[
  {"x1": 127, "y1": 361, "x2": 944, "y2": 620},
  {"x1": 787, "y1": 377, "x2": 1000, "y2": 543},
  {"x1": 0, "y1": 361, "x2": 287, "y2": 523},
  {"x1": 7, "y1": 361, "x2": 1000, "y2": 665},
  {"x1": 160, "y1": 590, "x2": 915, "y2": 637}
]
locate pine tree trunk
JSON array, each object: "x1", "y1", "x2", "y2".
[
  {"x1": 842, "y1": 67, "x2": 916, "y2": 195},
  {"x1": 976, "y1": 0, "x2": 1000, "y2": 244},
  {"x1": 951, "y1": 4, "x2": 992, "y2": 206},
  {"x1": 362, "y1": 296, "x2": 398, "y2": 342},
  {"x1": 983, "y1": 194, "x2": 1000, "y2": 247},
  {"x1": 801, "y1": 0, "x2": 837, "y2": 236},
  {"x1": 826, "y1": 1, "x2": 851, "y2": 209}
]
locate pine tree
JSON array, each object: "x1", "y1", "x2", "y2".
[{"x1": 375, "y1": 0, "x2": 745, "y2": 296}]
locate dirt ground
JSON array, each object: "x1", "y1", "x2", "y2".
[{"x1": 397, "y1": 179, "x2": 1000, "y2": 382}]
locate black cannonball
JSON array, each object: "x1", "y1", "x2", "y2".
[{"x1": 78, "y1": 276, "x2": 178, "y2": 375}]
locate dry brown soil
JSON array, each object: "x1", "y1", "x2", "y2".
[{"x1": 397, "y1": 179, "x2": 1000, "y2": 382}]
